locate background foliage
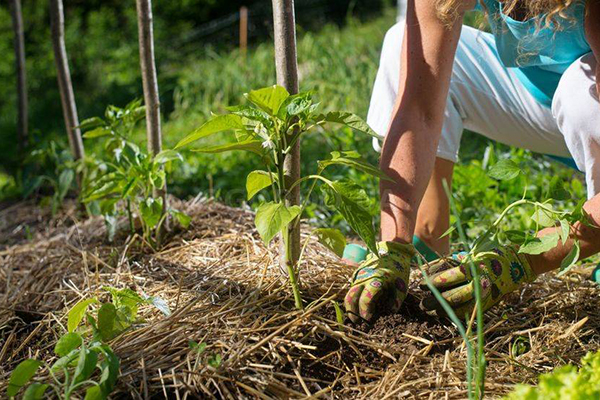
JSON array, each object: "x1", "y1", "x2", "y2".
[{"x1": 0, "y1": 4, "x2": 587, "y2": 244}]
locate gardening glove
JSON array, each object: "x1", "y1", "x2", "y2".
[
  {"x1": 420, "y1": 246, "x2": 537, "y2": 317},
  {"x1": 344, "y1": 241, "x2": 415, "y2": 322}
]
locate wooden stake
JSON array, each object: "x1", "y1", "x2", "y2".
[
  {"x1": 10, "y1": 0, "x2": 28, "y2": 151},
  {"x1": 272, "y1": 0, "x2": 301, "y2": 280},
  {"x1": 50, "y1": 0, "x2": 84, "y2": 161},
  {"x1": 239, "y1": 6, "x2": 248, "y2": 58},
  {"x1": 136, "y1": 0, "x2": 167, "y2": 238},
  {"x1": 136, "y1": 0, "x2": 162, "y2": 157}
]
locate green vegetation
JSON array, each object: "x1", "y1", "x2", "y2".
[
  {"x1": 177, "y1": 85, "x2": 385, "y2": 308},
  {"x1": 7, "y1": 287, "x2": 168, "y2": 399},
  {"x1": 79, "y1": 101, "x2": 189, "y2": 246},
  {"x1": 505, "y1": 351, "x2": 600, "y2": 399}
]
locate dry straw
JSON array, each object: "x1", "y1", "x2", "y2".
[{"x1": 0, "y1": 199, "x2": 598, "y2": 398}]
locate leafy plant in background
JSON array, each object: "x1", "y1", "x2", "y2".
[
  {"x1": 504, "y1": 351, "x2": 600, "y2": 399},
  {"x1": 6, "y1": 287, "x2": 169, "y2": 399},
  {"x1": 176, "y1": 85, "x2": 388, "y2": 308},
  {"x1": 21, "y1": 141, "x2": 75, "y2": 215},
  {"x1": 467, "y1": 158, "x2": 591, "y2": 275},
  {"x1": 79, "y1": 100, "x2": 190, "y2": 246}
]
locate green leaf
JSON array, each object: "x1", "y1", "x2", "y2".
[
  {"x1": 83, "y1": 128, "x2": 111, "y2": 139},
  {"x1": 23, "y1": 383, "x2": 48, "y2": 400},
  {"x1": 227, "y1": 105, "x2": 273, "y2": 128},
  {"x1": 246, "y1": 170, "x2": 277, "y2": 200},
  {"x1": 314, "y1": 228, "x2": 346, "y2": 257},
  {"x1": 558, "y1": 240, "x2": 580, "y2": 276},
  {"x1": 278, "y1": 91, "x2": 314, "y2": 119},
  {"x1": 504, "y1": 230, "x2": 527, "y2": 245},
  {"x1": 68, "y1": 298, "x2": 98, "y2": 332},
  {"x1": 175, "y1": 114, "x2": 244, "y2": 149},
  {"x1": 208, "y1": 354, "x2": 222, "y2": 368},
  {"x1": 254, "y1": 202, "x2": 302, "y2": 245},
  {"x1": 50, "y1": 348, "x2": 81, "y2": 373},
  {"x1": 531, "y1": 207, "x2": 556, "y2": 228},
  {"x1": 488, "y1": 160, "x2": 521, "y2": 181},
  {"x1": 519, "y1": 233, "x2": 560, "y2": 255},
  {"x1": 439, "y1": 226, "x2": 456, "y2": 239},
  {"x1": 98, "y1": 346, "x2": 119, "y2": 395},
  {"x1": 560, "y1": 219, "x2": 571, "y2": 245},
  {"x1": 315, "y1": 112, "x2": 378, "y2": 138},
  {"x1": 171, "y1": 210, "x2": 191, "y2": 228},
  {"x1": 54, "y1": 332, "x2": 83, "y2": 357},
  {"x1": 103, "y1": 287, "x2": 144, "y2": 319},
  {"x1": 73, "y1": 345, "x2": 98, "y2": 385},
  {"x1": 154, "y1": 149, "x2": 183, "y2": 164},
  {"x1": 318, "y1": 151, "x2": 392, "y2": 181},
  {"x1": 79, "y1": 117, "x2": 105, "y2": 131},
  {"x1": 321, "y1": 180, "x2": 378, "y2": 255},
  {"x1": 548, "y1": 176, "x2": 571, "y2": 201},
  {"x1": 189, "y1": 341, "x2": 207, "y2": 354},
  {"x1": 97, "y1": 303, "x2": 117, "y2": 341},
  {"x1": 7, "y1": 359, "x2": 42, "y2": 397},
  {"x1": 58, "y1": 169, "x2": 74, "y2": 200},
  {"x1": 191, "y1": 139, "x2": 264, "y2": 156},
  {"x1": 245, "y1": 85, "x2": 290, "y2": 115},
  {"x1": 331, "y1": 300, "x2": 345, "y2": 325},
  {"x1": 84, "y1": 385, "x2": 104, "y2": 400},
  {"x1": 139, "y1": 198, "x2": 163, "y2": 229}
]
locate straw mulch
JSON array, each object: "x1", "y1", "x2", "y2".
[{"x1": 0, "y1": 198, "x2": 599, "y2": 399}]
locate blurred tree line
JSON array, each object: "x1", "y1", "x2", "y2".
[{"x1": 0, "y1": 0, "x2": 389, "y2": 175}]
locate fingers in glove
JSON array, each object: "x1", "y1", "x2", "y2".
[
  {"x1": 420, "y1": 263, "x2": 468, "y2": 291},
  {"x1": 358, "y1": 279, "x2": 387, "y2": 322},
  {"x1": 344, "y1": 285, "x2": 365, "y2": 323},
  {"x1": 421, "y1": 258, "x2": 460, "y2": 278},
  {"x1": 421, "y1": 275, "x2": 492, "y2": 314}
]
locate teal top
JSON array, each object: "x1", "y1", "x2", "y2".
[{"x1": 476, "y1": 0, "x2": 590, "y2": 107}]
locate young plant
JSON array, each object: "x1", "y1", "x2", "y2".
[
  {"x1": 6, "y1": 287, "x2": 169, "y2": 399},
  {"x1": 21, "y1": 140, "x2": 75, "y2": 215},
  {"x1": 176, "y1": 85, "x2": 387, "y2": 308},
  {"x1": 79, "y1": 100, "x2": 190, "y2": 246}
]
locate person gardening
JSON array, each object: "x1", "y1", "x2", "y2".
[{"x1": 344, "y1": 0, "x2": 600, "y2": 322}]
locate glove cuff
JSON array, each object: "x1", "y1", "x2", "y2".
[{"x1": 377, "y1": 241, "x2": 415, "y2": 264}]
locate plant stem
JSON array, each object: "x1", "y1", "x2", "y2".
[
  {"x1": 282, "y1": 226, "x2": 303, "y2": 309},
  {"x1": 127, "y1": 200, "x2": 134, "y2": 234},
  {"x1": 443, "y1": 180, "x2": 485, "y2": 399},
  {"x1": 418, "y1": 262, "x2": 474, "y2": 399}
]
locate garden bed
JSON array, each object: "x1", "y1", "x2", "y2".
[{"x1": 0, "y1": 199, "x2": 599, "y2": 398}]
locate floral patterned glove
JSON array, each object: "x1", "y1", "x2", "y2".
[
  {"x1": 420, "y1": 245, "x2": 537, "y2": 317},
  {"x1": 344, "y1": 241, "x2": 415, "y2": 322}
]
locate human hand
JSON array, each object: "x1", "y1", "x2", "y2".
[
  {"x1": 344, "y1": 241, "x2": 414, "y2": 322},
  {"x1": 420, "y1": 246, "x2": 536, "y2": 317}
]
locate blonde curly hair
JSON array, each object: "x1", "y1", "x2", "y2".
[{"x1": 436, "y1": 0, "x2": 579, "y2": 29}]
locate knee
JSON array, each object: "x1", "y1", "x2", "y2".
[{"x1": 553, "y1": 53, "x2": 600, "y2": 143}]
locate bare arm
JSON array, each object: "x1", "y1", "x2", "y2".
[{"x1": 379, "y1": 0, "x2": 471, "y2": 243}]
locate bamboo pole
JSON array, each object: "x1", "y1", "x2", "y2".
[
  {"x1": 271, "y1": 0, "x2": 301, "y2": 285},
  {"x1": 10, "y1": 0, "x2": 28, "y2": 151},
  {"x1": 50, "y1": 0, "x2": 84, "y2": 161}
]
